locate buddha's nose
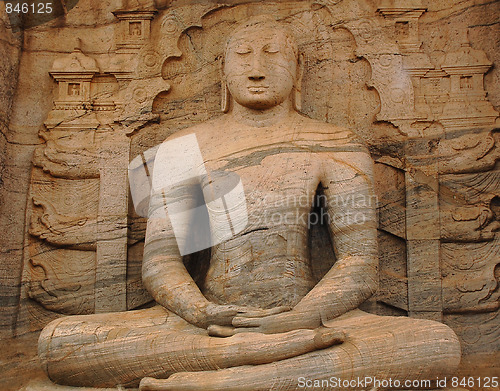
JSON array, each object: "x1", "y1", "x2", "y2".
[
  {"x1": 249, "y1": 74, "x2": 265, "y2": 81},
  {"x1": 248, "y1": 56, "x2": 266, "y2": 81}
]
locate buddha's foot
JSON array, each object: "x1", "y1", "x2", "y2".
[
  {"x1": 313, "y1": 326, "x2": 345, "y2": 349},
  {"x1": 139, "y1": 370, "x2": 266, "y2": 391},
  {"x1": 213, "y1": 326, "x2": 345, "y2": 367},
  {"x1": 139, "y1": 377, "x2": 172, "y2": 391},
  {"x1": 139, "y1": 365, "x2": 290, "y2": 391},
  {"x1": 139, "y1": 327, "x2": 344, "y2": 391}
]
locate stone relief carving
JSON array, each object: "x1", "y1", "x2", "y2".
[
  {"x1": 29, "y1": 196, "x2": 127, "y2": 250},
  {"x1": 439, "y1": 170, "x2": 500, "y2": 318},
  {"x1": 24, "y1": 39, "x2": 139, "y2": 321},
  {"x1": 13, "y1": 0, "x2": 497, "y2": 388},
  {"x1": 33, "y1": 14, "x2": 463, "y2": 391},
  {"x1": 437, "y1": 128, "x2": 499, "y2": 175},
  {"x1": 27, "y1": 248, "x2": 96, "y2": 315},
  {"x1": 440, "y1": 39, "x2": 498, "y2": 130},
  {"x1": 442, "y1": 240, "x2": 500, "y2": 314},
  {"x1": 29, "y1": 197, "x2": 90, "y2": 247},
  {"x1": 440, "y1": 202, "x2": 499, "y2": 243},
  {"x1": 33, "y1": 133, "x2": 100, "y2": 179},
  {"x1": 371, "y1": 0, "x2": 499, "y2": 325}
]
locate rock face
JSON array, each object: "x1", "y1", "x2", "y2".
[{"x1": 0, "y1": 0, "x2": 498, "y2": 389}]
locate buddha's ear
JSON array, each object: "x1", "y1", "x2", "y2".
[
  {"x1": 293, "y1": 52, "x2": 305, "y2": 112},
  {"x1": 220, "y1": 56, "x2": 230, "y2": 113}
]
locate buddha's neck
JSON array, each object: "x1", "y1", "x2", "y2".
[{"x1": 230, "y1": 100, "x2": 295, "y2": 128}]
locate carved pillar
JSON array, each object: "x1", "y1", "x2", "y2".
[
  {"x1": 440, "y1": 38, "x2": 498, "y2": 131},
  {"x1": 377, "y1": 0, "x2": 433, "y2": 121},
  {"x1": 405, "y1": 158, "x2": 442, "y2": 321},
  {"x1": 377, "y1": 0, "x2": 426, "y2": 53},
  {"x1": 113, "y1": 9, "x2": 157, "y2": 53},
  {"x1": 25, "y1": 41, "x2": 134, "y2": 317},
  {"x1": 95, "y1": 130, "x2": 130, "y2": 312},
  {"x1": 47, "y1": 43, "x2": 98, "y2": 119},
  {"x1": 376, "y1": 0, "x2": 441, "y2": 320}
]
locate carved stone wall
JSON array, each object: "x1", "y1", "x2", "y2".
[
  {"x1": 0, "y1": 0, "x2": 499, "y2": 387},
  {"x1": 0, "y1": 7, "x2": 24, "y2": 342}
]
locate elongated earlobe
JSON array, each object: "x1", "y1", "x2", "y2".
[
  {"x1": 293, "y1": 86, "x2": 302, "y2": 112},
  {"x1": 293, "y1": 52, "x2": 305, "y2": 112},
  {"x1": 221, "y1": 78, "x2": 230, "y2": 113},
  {"x1": 220, "y1": 56, "x2": 230, "y2": 113}
]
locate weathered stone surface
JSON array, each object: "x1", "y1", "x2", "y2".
[
  {"x1": 0, "y1": 3, "x2": 24, "y2": 340},
  {"x1": 0, "y1": 0, "x2": 498, "y2": 390},
  {"x1": 36, "y1": 11, "x2": 460, "y2": 391}
]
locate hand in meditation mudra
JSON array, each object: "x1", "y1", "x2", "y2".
[{"x1": 38, "y1": 17, "x2": 461, "y2": 390}]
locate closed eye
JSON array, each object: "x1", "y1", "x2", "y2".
[
  {"x1": 263, "y1": 44, "x2": 279, "y2": 54},
  {"x1": 235, "y1": 47, "x2": 252, "y2": 55}
]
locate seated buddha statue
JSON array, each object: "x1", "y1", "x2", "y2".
[{"x1": 37, "y1": 16, "x2": 461, "y2": 391}]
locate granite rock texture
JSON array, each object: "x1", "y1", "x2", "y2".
[{"x1": 0, "y1": 0, "x2": 499, "y2": 390}]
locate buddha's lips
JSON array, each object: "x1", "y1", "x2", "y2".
[{"x1": 248, "y1": 86, "x2": 269, "y2": 93}]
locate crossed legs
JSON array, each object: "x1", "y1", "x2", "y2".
[
  {"x1": 38, "y1": 305, "x2": 343, "y2": 388},
  {"x1": 140, "y1": 310, "x2": 461, "y2": 391},
  {"x1": 39, "y1": 306, "x2": 461, "y2": 390}
]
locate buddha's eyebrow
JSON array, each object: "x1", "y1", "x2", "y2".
[
  {"x1": 263, "y1": 43, "x2": 280, "y2": 50},
  {"x1": 228, "y1": 38, "x2": 251, "y2": 47}
]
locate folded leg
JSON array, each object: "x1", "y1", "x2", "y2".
[
  {"x1": 39, "y1": 306, "x2": 344, "y2": 388},
  {"x1": 139, "y1": 310, "x2": 461, "y2": 391}
]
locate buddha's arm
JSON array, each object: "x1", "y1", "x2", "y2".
[
  {"x1": 142, "y1": 189, "x2": 207, "y2": 324},
  {"x1": 143, "y1": 190, "x2": 249, "y2": 329},
  {"x1": 293, "y1": 148, "x2": 378, "y2": 323}
]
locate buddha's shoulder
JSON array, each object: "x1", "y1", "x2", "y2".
[
  {"x1": 162, "y1": 116, "x2": 226, "y2": 141},
  {"x1": 295, "y1": 114, "x2": 367, "y2": 150}
]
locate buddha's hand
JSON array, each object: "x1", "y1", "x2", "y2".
[
  {"x1": 200, "y1": 303, "x2": 250, "y2": 328},
  {"x1": 206, "y1": 306, "x2": 293, "y2": 337},
  {"x1": 199, "y1": 303, "x2": 288, "y2": 329},
  {"x1": 230, "y1": 308, "x2": 321, "y2": 335}
]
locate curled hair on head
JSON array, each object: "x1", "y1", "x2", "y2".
[{"x1": 224, "y1": 15, "x2": 299, "y2": 60}]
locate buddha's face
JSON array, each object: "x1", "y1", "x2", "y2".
[{"x1": 224, "y1": 26, "x2": 298, "y2": 110}]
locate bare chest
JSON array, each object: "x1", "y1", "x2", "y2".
[{"x1": 202, "y1": 151, "x2": 320, "y2": 308}]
